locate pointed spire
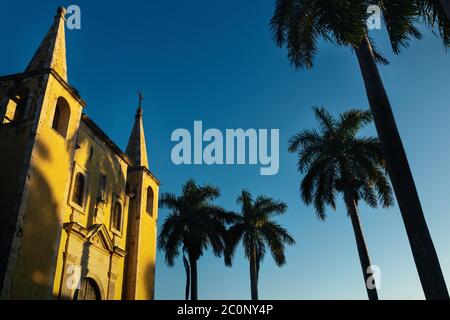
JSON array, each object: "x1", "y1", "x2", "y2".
[
  {"x1": 126, "y1": 92, "x2": 149, "y2": 168},
  {"x1": 26, "y1": 7, "x2": 68, "y2": 82}
]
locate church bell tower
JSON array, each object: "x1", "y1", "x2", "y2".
[{"x1": 0, "y1": 7, "x2": 85, "y2": 298}]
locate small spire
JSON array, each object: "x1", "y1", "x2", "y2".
[
  {"x1": 126, "y1": 92, "x2": 149, "y2": 168},
  {"x1": 136, "y1": 91, "x2": 144, "y2": 118},
  {"x1": 26, "y1": 7, "x2": 68, "y2": 82}
]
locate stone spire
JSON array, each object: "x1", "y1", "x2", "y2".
[
  {"x1": 26, "y1": 7, "x2": 68, "y2": 82},
  {"x1": 126, "y1": 92, "x2": 149, "y2": 168}
]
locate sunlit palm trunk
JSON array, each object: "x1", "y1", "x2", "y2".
[
  {"x1": 354, "y1": 36, "x2": 449, "y2": 300},
  {"x1": 250, "y1": 247, "x2": 259, "y2": 300},
  {"x1": 345, "y1": 194, "x2": 378, "y2": 300},
  {"x1": 440, "y1": 0, "x2": 450, "y2": 21},
  {"x1": 189, "y1": 256, "x2": 198, "y2": 300}
]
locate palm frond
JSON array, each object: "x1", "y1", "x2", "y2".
[
  {"x1": 288, "y1": 128, "x2": 322, "y2": 153},
  {"x1": 375, "y1": 0, "x2": 423, "y2": 54},
  {"x1": 261, "y1": 222, "x2": 295, "y2": 266},
  {"x1": 337, "y1": 109, "x2": 373, "y2": 137},
  {"x1": 254, "y1": 196, "x2": 288, "y2": 218},
  {"x1": 312, "y1": 106, "x2": 336, "y2": 135},
  {"x1": 224, "y1": 223, "x2": 246, "y2": 267},
  {"x1": 270, "y1": 0, "x2": 296, "y2": 47},
  {"x1": 159, "y1": 193, "x2": 180, "y2": 210},
  {"x1": 417, "y1": 0, "x2": 450, "y2": 48}
]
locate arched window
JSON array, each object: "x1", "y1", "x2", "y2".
[
  {"x1": 72, "y1": 173, "x2": 86, "y2": 207},
  {"x1": 2, "y1": 93, "x2": 27, "y2": 124},
  {"x1": 52, "y1": 97, "x2": 70, "y2": 137},
  {"x1": 112, "y1": 201, "x2": 122, "y2": 232},
  {"x1": 74, "y1": 278, "x2": 101, "y2": 300},
  {"x1": 88, "y1": 146, "x2": 94, "y2": 163},
  {"x1": 52, "y1": 104, "x2": 60, "y2": 128},
  {"x1": 98, "y1": 174, "x2": 107, "y2": 203},
  {"x1": 146, "y1": 187, "x2": 154, "y2": 217}
]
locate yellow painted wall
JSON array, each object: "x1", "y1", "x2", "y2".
[
  {"x1": 0, "y1": 75, "x2": 40, "y2": 264},
  {"x1": 52, "y1": 119, "x2": 130, "y2": 299},
  {"x1": 136, "y1": 174, "x2": 159, "y2": 300},
  {"x1": 1, "y1": 72, "x2": 159, "y2": 300},
  {"x1": 124, "y1": 169, "x2": 159, "y2": 300},
  {"x1": 7, "y1": 74, "x2": 83, "y2": 299}
]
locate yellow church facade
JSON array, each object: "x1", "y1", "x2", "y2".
[{"x1": 0, "y1": 8, "x2": 159, "y2": 300}]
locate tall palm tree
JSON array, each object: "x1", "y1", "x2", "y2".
[
  {"x1": 224, "y1": 190, "x2": 295, "y2": 300},
  {"x1": 158, "y1": 179, "x2": 234, "y2": 300},
  {"x1": 289, "y1": 107, "x2": 394, "y2": 300},
  {"x1": 271, "y1": 0, "x2": 449, "y2": 299}
]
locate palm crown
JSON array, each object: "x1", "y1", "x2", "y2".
[
  {"x1": 225, "y1": 190, "x2": 295, "y2": 267},
  {"x1": 270, "y1": 0, "x2": 449, "y2": 69},
  {"x1": 158, "y1": 179, "x2": 233, "y2": 265},
  {"x1": 289, "y1": 107, "x2": 394, "y2": 219}
]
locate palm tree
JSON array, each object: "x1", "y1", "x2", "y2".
[
  {"x1": 289, "y1": 107, "x2": 394, "y2": 299},
  {"x1": 224, "y1": 190, "x2": 295, "y2": 300},
  {"x1": 158, "y1": 179, "x2": 234, "y2": 300},
  {"x1": 271, "y1": 0, "x2": 449, "y2": 299}
]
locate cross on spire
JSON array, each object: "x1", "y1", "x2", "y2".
[
  {"x1": 138, "y1": 91, "x2": 144, "y2": 109},
  {"x1": 136, "y1": 90, "x2": 144, "y2": 118}
]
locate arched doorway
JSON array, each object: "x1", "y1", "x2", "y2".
[{"x1": 74, "y1": 278, "x2": 101, "y2": 300}]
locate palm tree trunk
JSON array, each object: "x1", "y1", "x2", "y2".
[
  {"x1": 344, "y1": 194, "x2": 378, "y2": 300},
  {"x1": 189, "y1": 255, "x2": 198, "y2": 300},
  {"x1": 354, "y1": 36, "x2": 449, "y2": 300},
  {"x1": 440, "y1": 0, "x2": 450, "y2": 21},
  {"x1": 183, "y1": 250, "x2": 191, "y2": 300},
  {"x1": 250, "y1": 247, "x2": 259, "y2": 300}
]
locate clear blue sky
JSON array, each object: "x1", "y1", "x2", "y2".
[{"x1": 2, "y1": 1, "x2": 450, "y2": 300}]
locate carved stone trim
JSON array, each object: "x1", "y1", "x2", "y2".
[
  {"x1": 64, "y1": 222, "x2": 116, "y2": 253},
  {"x1": 113, "y1": 245, "x2": 127, "y2": 258}
]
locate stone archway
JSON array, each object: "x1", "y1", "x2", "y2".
[{"x1": 74, "y1": 277, "x2": 101, "y2": 300}]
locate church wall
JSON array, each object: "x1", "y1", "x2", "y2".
[
  {"x1": 57, "y1": 226, "x2": 125, "y2": 300},
  {"x1": 73, "y1": 121, "x2": 129, "y2": 235},
  {"x1": 1, "y1": 7, "x2": 159, "y2": 299},
  {"x1": 123, "y1": 170, "x2": 141, "y2": 298},
  {"x1": 124, "y1": 168, "x2": 159, "y2": 300},
  {"x1": 135, "y1": 172, "x2": 158, "y2": 300},
  {"x1": 1, "y1": 73, "x2": 159, "y2": 300},
  {"x1": 52, "y1": 120, "x2": 130, "y2": 299},
  {"x1": 4, "y1": 74, "x2": 83, "y2": 299},
  {"x1": 0, "y1": 75, "x2": 43, "y2": 281}
]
